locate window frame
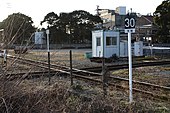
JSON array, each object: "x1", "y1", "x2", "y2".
[
  {"x1": 106, "y1": 36, "x2": 117, "y2": 46},
  {"x1": 96, "y1": 37, "x2": 101, "y2": 46}
]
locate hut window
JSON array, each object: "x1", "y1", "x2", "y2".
[
  {"x1": 106, "y1": 37, "x2": 117, "y2": 46},
  {"x1": 96, "y1": 37, "x2": 101, "y2": 46}
]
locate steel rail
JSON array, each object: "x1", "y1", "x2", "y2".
[
  {"x1": 81, "y1": 60, "x2": 170, "y2": 72},
  {"x1": 74, "y1": 74, "x2": 170, "y2": 101},
  {"x1": 8, "y1": 55, "x2": 170, "y2": 90},
  {"x1": 109, "y1": 76, "x2": 170, "y2": 91},
  {"x1": 6, "y1": 55, "x2": 170, "y2": 100},
  {"x1": 8, "y1": 55, "x2": 102, "y2": 76},
  {"x1": 3, "y1": 71, "x2": 58, "y2": 80}
]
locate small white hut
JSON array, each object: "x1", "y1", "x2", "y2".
[
  {"x1": 120, "y1": 40, "x2": 128, "y2": 57},
  {"x1": 134, "y1": 41, "x2": 143, "y2": 56},
  {"x1": 92, "y1": 30, "x2": 120, "y2": 58},
  {"x1": 34, "y1": 31, "x2": 46, "y2": 44}
]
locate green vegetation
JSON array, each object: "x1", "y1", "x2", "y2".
[
  {"x1": 154, "y1": 0, "x2": 170, "y2": 43},
  {"x1": 0, "y1": 13, "x2": 36, "y2": 47},
  {"x1": 40, "y1": 10, "x2": 102, "y2": 44}
]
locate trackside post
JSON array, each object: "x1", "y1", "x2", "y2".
[
  {"x1": 124, "y1": 14, "x2": 136, "y2": 103},
  {"x1": 70, "y1": 50, "x2": 73, "y2": 86},
  {"x1": 46, "y1": 29, "x2": 51, "y2": 85}
]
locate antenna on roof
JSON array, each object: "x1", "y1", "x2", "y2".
[
  {"x1": 130, "y1": 8, "x2": 132, "y2": 14},
  {"x1": 96, "y1": 5, "x2": 100, "y2": 15}
]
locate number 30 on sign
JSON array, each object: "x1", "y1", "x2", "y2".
[{"x1": 124, "y1": 16, "x2": 136, "y2": 33}]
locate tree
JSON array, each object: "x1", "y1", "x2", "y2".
[
  {"x1": 0, "y1": 13, "x2": 36, "y2": 47},
  {"x1": 41, "y1": 12, "x2": 68, "y2": 44},
  {"x1": 153, "y1": 0, "x2": 170, "y2": 43},
  {"x1": 69, "y1": 10, "x2": 102, "y2": 43},
  {"x1": 41, "y1": 10, "x2": 102, "y2": 44},
  {"x1": 40, "y1": 12, "x2": 59, "y2": 27}
]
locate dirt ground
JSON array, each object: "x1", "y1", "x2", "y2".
[{"x1": 0, "y1": 49, "x2": 170, "y2": 112}]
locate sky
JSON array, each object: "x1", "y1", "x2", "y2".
[{"x1": 0, "y1": 0, "x2": 163, "y2": 27}]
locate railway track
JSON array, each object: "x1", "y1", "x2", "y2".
[
  {"x1": 7, "y1": 55, "x2": 101, "y2": 77},
  {"x1": 4, "y1": 70, "x2": 170, "y2": 101},
  {"x1": 81, "y1": 60, "x2": 170, "y2": 72},
  {"x1": 109, "y1": 76, "x2": 170, "y2": 90},
  {"x1": 8, "y1": 55, "x2": 170, "y2": 75},
  {"x1": 3, "y1": 71, "x2": 58, "y2": 80},
  {"x1": 6, "y1": 55, "x2": 170, "y2": 101}
]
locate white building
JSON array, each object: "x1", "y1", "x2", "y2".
[
  {"x1": 97, "y1": 6, "x2": 126, "y2": 29},
  {"x1": 92, "y1": 30, "x2": 120, "y2": 58},
  {"x1": 92, "y1": 30, "x2": 143, "y2": 58},
  {"x1": 134, "y1": 41, "x2": 143, "y2": 56},
  {"x1": 120, "y1": 40, "x2": 128, "y2": 57},
  {"x1": 34, "y1": 31, "x2": 46, "y2": 44},
  {"x1": 115, "y1": 6, "x2": 126, "y2": 15}
]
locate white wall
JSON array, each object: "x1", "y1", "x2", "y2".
[
  {"x1": 92, "y1": 30, "x2": 103, "y2": 57},
  {"x1": 120, "y1": 41, "x2": 128, "y2": 57},
  {"x1": 134, "y1": 41, "x2": 143, "y2": 56},
  {"x1": 116, "y1": 6, "x2": 126, "y2": 15},
  {"x1": 104, "y1": 31, "x2": 119, "y2": 57},
  {"x1": 92, "y1": 30, "x2": 120, "y2": 58},
  {"x1": 35, "y1": 32, "x2": 45, "y2": 44}
]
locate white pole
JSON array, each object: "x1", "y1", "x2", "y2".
[
  {"x1": 3, "y1": 49, "x2": 7, "y2": 66},
  {"x1": 128, "y1": 32, "x2": 133, "y2": 103},
  {"x1": 46, "y1": 30, "x2": 50, "y2": 52},
  {"x1": 46, "y1": 29, "x2": 51, "y2": 85},
  {"x1": 3, "y1": 50, "x2": 7, "y2": 62}
]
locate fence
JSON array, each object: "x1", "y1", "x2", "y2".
[{"x1": 33, "y1": 43, "x2": 92, "y2": 49}]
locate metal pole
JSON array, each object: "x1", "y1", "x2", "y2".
[
  {"x1": 70, "y1": 50, "x2": 73, "y2": 85},
  {"x1": 128, "y1": 32, "x2": 133, "y2": 103},
  {"x1": 102, "y1": 30, "x2": 106, "y2": 96},
  {"x1": 102, "y1": 57, "x2": 107, "y2": 96},
  {"x1": 46, "y1": 30, "x2": 51, "y2": 85},
  {"x1": 3, "y1": 49, "x2": 7, "y2": 66},
  {"x1": 48, "y1": 51, "x2": 50, "y2": 84}
]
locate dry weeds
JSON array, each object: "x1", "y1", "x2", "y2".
[{"x1": 0, "y1": 50, "x2": 169, "y2": 112}]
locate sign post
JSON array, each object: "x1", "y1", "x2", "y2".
[
  {"x1": 124, "y1": 15, "x2": 135, "y2": 103},
  {"x1": 46, "y1": 29, "x2": 51, "y2": 85}
]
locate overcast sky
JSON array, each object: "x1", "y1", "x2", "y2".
[{"x1": 0, "y1": 0, "x2": 163, "y2": 27}]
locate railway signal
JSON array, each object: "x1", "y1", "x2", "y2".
[{"x1": 124, "y1": 14, "x2": 136, "y2": 103}]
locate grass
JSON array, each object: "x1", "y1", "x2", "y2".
[
  {"x1": 111, "y1": 66, "x2": 170, "y2": 87},
  {"x1": 1, "y1": 49, "x2": 170, "y2": 112},
  {"x1": 0, "y1": 70, "x2": 169, "y2": 112},
  {"x1": 112, "y1": 69, "x2": 128, "y2": 75}
]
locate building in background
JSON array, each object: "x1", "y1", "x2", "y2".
[
  {"x1": 96, "y1": 6, "x2": 158, "y2": 44},
  {"x1": 92, "y1": 30, "x2": 120, "y2": 58},
  {"x1": 34, "y1": 31, "x2": 46, "y2": 45},
  {"x1": 34, "y1": 31, "x2": 46, "y2": 48},
  {"x1": 97, "y1": 6, "x2": 126, "y2": 30},
  {"x1": 135, "y1": 14, "x2": 158, "y2": 44},
  {"x1": 0, "y1": 29, "x2": 4, "y2": 48}
]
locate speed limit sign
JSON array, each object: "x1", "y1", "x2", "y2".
[
  {"x1": 124, "y1": 15, "x2": 136, "y2": 33},
  {"x1": 124, "y1": 14, "x2": 136, "y2": 103}
]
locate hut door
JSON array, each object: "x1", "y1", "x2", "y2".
[{"x1": 96, "y1": 37, "x2": 101, "y2": 57}]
